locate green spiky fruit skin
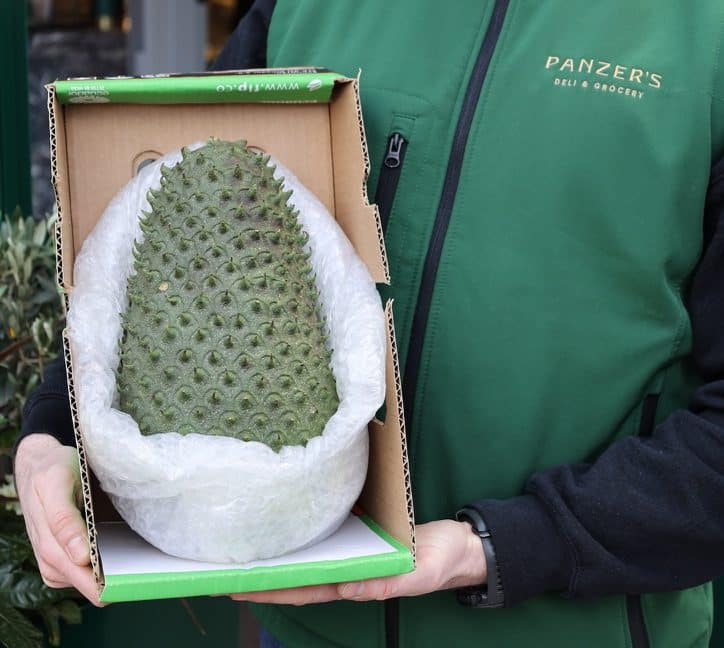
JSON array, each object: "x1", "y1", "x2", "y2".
[{"x1": 117, "y1": 140, "x2": 338, "y2": 452}]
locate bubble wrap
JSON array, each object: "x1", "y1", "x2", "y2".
[{"x1": 67, "y1": 144, "x2": 386, "y2": 563}]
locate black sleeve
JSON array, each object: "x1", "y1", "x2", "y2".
[
  {"x1": 469, "y1": 156, "x2": 724, "y2": 606},
  {"x1": 209, "y1": 0, "x2": 276, "y2": 72},
  {"x1": 16, "y1": 355, "x2": 76, "y2": 452}
]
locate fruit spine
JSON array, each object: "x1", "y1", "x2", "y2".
[{"x1": 117, "y1": 140, "x2": 338, "y2": 451}]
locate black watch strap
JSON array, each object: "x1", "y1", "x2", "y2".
[{"x1": 455, "y1": 506, "x2": 505, "y2": 608}]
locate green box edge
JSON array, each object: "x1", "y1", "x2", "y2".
[
  {"x1": 53, "y1": 72, "x2": 344, "y2": 105},
  {"x1": 99, "y1": 516, "x2": 414, "y2": 603}
]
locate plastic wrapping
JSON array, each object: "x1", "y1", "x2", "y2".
[{"x1": 67, "y1": 144, "x2": 386, "y2": 563}]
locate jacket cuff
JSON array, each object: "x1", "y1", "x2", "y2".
[
  {"x1": 15, "y1": 393, "x2": 77, "y2": 457},
  {"x1": 467, "y1": 494, "x2": 575, "y2": 607}
]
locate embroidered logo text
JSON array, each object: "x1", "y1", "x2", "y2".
[{"x1": 544, "y1": 56, "x2": 663, "y2": 101}]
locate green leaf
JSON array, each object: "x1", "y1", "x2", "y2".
[
  {"x1": 0, "y1": 534, "x2": 32, "y2": 569},
  {"x1": 0, "y1": 368, "x2": 14, "y2": 408},
  {"x1": 0, "y1": 564, "x2": 15, "y2": 594},
  {"x1": 54, "y1": 599, "x2": 81, "y2": 625},
  {"x1": 37, "y1": 607, "x2": 59, "y2": 647},
  {"x1": 2, "y1": 571, "x2": 69, "y2": 610},
  {"x1": 28, "y1": 287, "x2": 58, "y2": 307},
  {"x1": 31, "y1": 222, "x2": 47, "y2": 248},
  {"x1": 0, "y1": 508, "x2": 27, "y2": 537},
  {"x1": 22, "y1": 259, "x2": 32, "y2": 285},
  {"x1": 0, "y1": 600, "x2": 42, "y2": 648}
]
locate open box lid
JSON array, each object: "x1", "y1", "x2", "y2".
[
  {"x1": 49, "y1": 68, "x2": 390, "y2": 294},
  {"x1": 48, "y1": 68, "x2": 415, "y2": 600}
]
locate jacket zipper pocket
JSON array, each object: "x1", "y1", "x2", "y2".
[
  {"x1": 375, "y1": 131, "x2": 408, "y2": 233},
  {"x1": 625, "y1": 393, "x2": 658, "y2": 648}
]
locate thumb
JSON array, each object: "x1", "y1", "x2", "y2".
[{"x1": 39, "y1": 466, "x2": 90, "y2": 566}]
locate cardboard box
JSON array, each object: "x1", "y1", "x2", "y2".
[{"x1": 47, "y1": 69, "x2": 416, "y2": 603}]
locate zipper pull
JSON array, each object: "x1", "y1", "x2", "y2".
[{"x1": 384, "y1": 133, "x2": 405, "y2": 168}]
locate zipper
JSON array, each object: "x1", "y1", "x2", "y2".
[
  {"x1": 375, "y1": 133, "x2": 408, "y2": 233},
  {"x1": 637, "y1": 394, "x2": 659, "y2": 438},
  {"x1": 624, "y1": 393, "x2": 658, "y2": 648},
  {"x1": 401, "y1": 0, "x2": 511, "y2": 435},
  {"x1": 384, "y1": 598, "x2": 399, "y2": 648},
  {"x1": 626, "y1": 594, "x2": 651, "y2": 648},
  {"x1": 386, "y1": 2, "x2": 512, "y2": 647}
]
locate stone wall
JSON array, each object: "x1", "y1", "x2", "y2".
[{"x1": 28, "y1": 28, "x2": 126, "y2": 217}]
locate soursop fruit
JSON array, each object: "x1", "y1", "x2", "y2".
[{"x1": 117, "y1": 140, "x2": 338, "y2": 451}]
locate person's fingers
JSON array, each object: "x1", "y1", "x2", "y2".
[
  {"x1": 339, "y1": 578, "x2": 390, "y2": 601},
  {"x1": 36, "y1": 557, "x2": 71, "y2": 588},
  {"x1": 24, "y1": 505, "x2": 71, "y2": 589},
  {"x1": 231, "y1": 571, "x2": 433, "y2": 604},
  {"x1": 23, "y1": 510, "x2": 41, "y2": 552},
  {"x1": 35, "y1": 463, "x2": 90, "y2": 566},
  {"x1": 338, "y1": 574, "x2": 415, "y2": 601},
  {"x1": 32, "y1": 515, "x2": 102, "y2": 606},
  {"x1": 337, "y1": 568, "x2": 440, "y2": 601},
  {"x1": 230, "y1": 583, "x2": 341, "y2": 606},
  {"x1": 14, "y1": 436, "x2": 102, "y2": 606},
  {"x1": 338, "y1": 521, "x2": 483, "y2": 601},
  {"x1": 17, "y1": 437, "x2": 88, "y2": 569},
  {"x1": 65, "y1": 562, "x2": 102, "y2": 606}
]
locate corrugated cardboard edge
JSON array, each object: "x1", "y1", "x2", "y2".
[
  {"x1": 60, "y1": 66, "x2": 329, "y2": 82},
  {"x1": 47, "y1": 84, "x2": 72, "y2": 310},
  {"x1": 352, "y1": 73, "x2": 390, "y2": 286},
  {"x1": 49, "y1": 84, "x2": 103, "y2": 592},
  {"x1": 47, "y1": 86, "x2": 62, "y2": 301},
  {"x1": 361, "y1": 302, "x2": 416, "y2": 559},
  {"x1": 330, "y1": 77, "x2": 390, "y2": 285},
  {"x1": 62, "y1": 330, "x2": 104, "y2": 591}
]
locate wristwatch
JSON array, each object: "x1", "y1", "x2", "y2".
[{"x1": 455, "y1": 506, "x2": 505, "y2": 608}]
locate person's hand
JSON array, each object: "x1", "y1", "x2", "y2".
[
  {"x1": 229, "y1": 519, "x2": 486, "y2": 605},
  {"x1": 14, "y1": 433, "x2": 102, "y2": 606}
]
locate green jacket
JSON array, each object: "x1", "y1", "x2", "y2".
[{"x1": 212, "y1": 1, "x2": 724, "y2": 646}]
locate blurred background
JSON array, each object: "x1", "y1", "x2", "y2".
[{"x1": 9, "y1": 0, "x2": 254, "y2": 221}]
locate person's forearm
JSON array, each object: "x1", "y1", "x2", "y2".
[
  {"x1": 472, "y1": 409, "x2": 724, "y2": 606},
  {"x1": 469, "y1": 155, "x2": 724, "y2": 607}
]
